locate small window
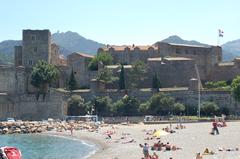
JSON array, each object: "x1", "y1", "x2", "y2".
[
  {"x1": 74, "y1": 72, "x2": 77, "y2": 74},
  {"x1": 33, "y1": 47, "x2": 37, "y2": 52},
  {"x1": 31, "y1": 35, "x2": 36, "y2": 41},
  {"x1": 185, "y1": 50, "x2": 189, "y2": 54},
  {"x1": 176, "y1": 48, "x2": 181, "y2": 54},
  {"x1": 29, "y1": 60, "x2": 32, "y2": 65}
]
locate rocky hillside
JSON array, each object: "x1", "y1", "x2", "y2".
[
  {"x1": 221, "y1": 39, "x2": 240, "y2": 61},
  {"x1": 52, "y1": 31, "x2": 105, "y2": 56},
  {"x1": 160, "y1": 35, "x2": 209, "y2": 47}
]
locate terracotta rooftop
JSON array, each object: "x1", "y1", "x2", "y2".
[
  {"x1": 102, "y1": 45, "x2": 158, "y2": 51},
  {"x1": 72, "y1": 52, "x2": 94, "y2": 58}
]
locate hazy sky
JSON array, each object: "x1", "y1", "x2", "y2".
[{"x1": 0, "y1": 0, "x2": 239, "y2": 45}]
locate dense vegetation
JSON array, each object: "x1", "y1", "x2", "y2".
[
  {"x1": 204, "y1": 80, "x2": 231, "y2": 91},
  {"x1": 128, "y1": 61, "x2": 148, "y2": 88},
  {"x1": 88, "y1": 52, "x2": 113, "y2": 70},
  {"x1": 96, "y1": 67, "x2": 118, "y2": 84},
  {"x1": 231, "y1": 76, "x2": 240, "y2": 102}
]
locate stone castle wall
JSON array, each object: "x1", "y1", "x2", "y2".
[
  {"x1": 208, "y1": 59, "x2": 240, "y2": 82},
  {"x1": 98, "y1": 46, "x2": 160, "y2": 64},
  {"x1": 0, "y1": 91, "x2": 65, "y2": 121},
  {"x1": 0, "y1": 89, "x2": 239, "y2": 121},
  {"x1": 0, "y1": 66, "x2": 25, "y2": 95},
  {"x1": 67, "y1": 53, "x2": 93, "y2": 88},
  {"x1": 155, "y1": 42, "x2": 222, "y2": 81}
]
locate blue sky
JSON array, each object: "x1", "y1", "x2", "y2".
[{"x1": 0, "y1": 0, "x2": 239, "y2": 45}]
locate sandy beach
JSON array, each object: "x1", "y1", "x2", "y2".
[{"x1": 47, "y1": 121, "x2": 240, "y2": 159}]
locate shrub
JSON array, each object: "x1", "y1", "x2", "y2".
[
  {"x1": 112, "y1": 96, "x2": 140, "y2": 116},
  {"x1": 200, "y1": 101, "x2": 219, "y2": 116}
]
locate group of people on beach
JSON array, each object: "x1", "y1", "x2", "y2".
[
  {"x1": 210, "y1": 116, "x2": 227, "y2": 135},
  {"x1": 140, "y1": 141, "x2": 181, "y2": 159},
  {"x1": 150, "y1": 141, "x2": 181, "y2": 151},
  {"x1": 141, "y1": 143, "x2": 159, "y2": 159}
]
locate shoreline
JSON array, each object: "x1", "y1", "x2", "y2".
[{"x1": 44, "y1": 130, "x2": 109, "y2": 159}]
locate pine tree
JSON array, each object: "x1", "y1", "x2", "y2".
[
  {"x1": 152, "y1": 73, "x2": 160, "y2": 91},
  {"x1": 68, "y1": 68, "x2": 78, "y2": 92},
  {"x1": 119, "y1": 65, "x2": 125, "y2": 90}
]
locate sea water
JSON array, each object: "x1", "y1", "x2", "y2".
[{"x1": 0, "y1": 134, "x2": 97, "y2": 159}]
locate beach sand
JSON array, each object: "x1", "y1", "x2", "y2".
[{"x1": 47, "y1": 121, "x2": 240, "y2": 159}]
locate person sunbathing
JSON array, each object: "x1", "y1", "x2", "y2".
[
  {"x1": 122, "y1": 139, "x2": 135, "y2": 144},
  {"x1": 165, "y1": 142, "x2": 171, "y2": 151},
  {"x1": 172, "y1": 145, "x2": 182, "y2": 151}
]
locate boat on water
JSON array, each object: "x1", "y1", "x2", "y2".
[{"x1": 0, "y1": 147, "x2": 22, "y2": 159}]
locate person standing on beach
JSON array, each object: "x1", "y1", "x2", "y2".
[
  {"x1": 70, "y1": 123, "x2": 74, "y2": 135},
  {"x1": 212, "y1": 120, "x2": 219, "y2": 135},
  {"x1": 143, "y1": 143, "x2": 149, "y2": 157}
]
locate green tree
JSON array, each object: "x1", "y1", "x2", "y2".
[
  {"x1": 119, "y1": 65, "x2": 125, "y2": 90},
  {"x1": 96, "y1": 67, "x2": 118, "y2": 84},
  {"x1": 93, "y1": 96, "x2": 112, "y2": 116},
  {"x1": 200, "y1": 101, "x2": 219, "y2": 116},
  {"x1": 112, "y1": 96, "x2": 140, "y2": 116},
  {"x1": 88, "y1": 52, "x2": 113, "y2": 70},
  {"x1": 129, "y1": 61, "x2": 147, "y2": 88},
  {"x1": 139, "y1": 101, "x2": 151, "y2": 115},
  {"x1": 146, "y1": 93, "x2": 175, "y2": 115},
  {"x1": 68, "y1": 68, "x2": 78, "y2": 92},
  {"x1": 67, "y1": 95, "x2": 86, "y2": 116},
  {"x1": 173, "y1": 103, "x2": 185, "y2": 115},
  {"x1": 31, "y1": 60, "x2": 59, "y2": 99},
  {"x1": 152, "y1": 73, "x2": 161, "y2": 91},
  {"x1": 231, "y1": 76, "x2": 240, "y2": 102}
]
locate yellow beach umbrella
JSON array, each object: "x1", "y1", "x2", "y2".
[{"x1": 153, "y1": 130, "x2": 169, "y2": 137}]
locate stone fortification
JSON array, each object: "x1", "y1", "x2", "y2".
[
  {"x1": 0, "y1": 65, "x2": 25, "y2": 94},
  {"x1": 0, "y1": 90, "x2": 65, "y2": 121},
  {"x1": 67, "y1": 52, "x2": 94, "y2": 88},
  {"x1": 22, "y1": 29, "x2": 51, "y2": 69},
  {"x1": 98, "y1": 45, "x2": 160, "y2": 64}
]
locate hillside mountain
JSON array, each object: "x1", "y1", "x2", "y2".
[
  {"x1": 221, "y1": 39, "x2": 240, "y2": 61},
  {"x1": 52, "y1": 31, "x2": 105, "y2": 56},
  {"x1": 160, "y1": 35, "x2": 209, "y2": 47}
]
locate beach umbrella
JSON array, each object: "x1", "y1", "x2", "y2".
[{"x1": 153, "y1": 130, "x2": 169, "y2": 137}]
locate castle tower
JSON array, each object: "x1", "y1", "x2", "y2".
[{"x1": 22, "y1": 29, "x2": 51, "y2": 69}]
